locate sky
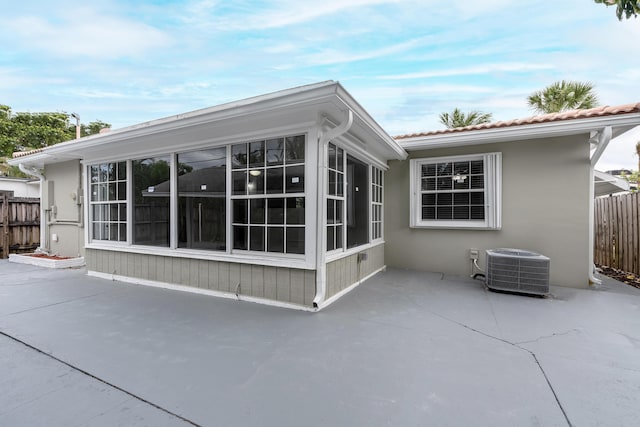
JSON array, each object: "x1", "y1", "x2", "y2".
[{"x1": 1, "y1": 0, "x2": 639, "y2": 171}]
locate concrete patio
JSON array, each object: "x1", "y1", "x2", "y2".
[{"x1": 1, "y1": 260, "x2": 639, "y2": 426}]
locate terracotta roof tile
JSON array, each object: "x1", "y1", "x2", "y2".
[
  {"x1": 12, "y1": 148, "x2": 46, "y2": 158},
  {"x1": 394, "y1": 102, "x2": 640, "y2": 140}
]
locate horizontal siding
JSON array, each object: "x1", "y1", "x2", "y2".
[
  {"x1": 85, "y1": 249, "x2": 316, "y2": 307},
  {"x1": 326, "y1": 244, "x2": 385, "y2": 298}
]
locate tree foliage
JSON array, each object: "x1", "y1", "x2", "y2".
[
  {"x1": 438, "y1": 108, "x2": 493, "y2": 129},
  {"x1": 0, "y1": 104, "x2": 110, "y2": 158},
  {"x1": 594, "y1": 0, "x2": 640, "y2": 20},
  {"x1": 527, "y1": 81, "x2": 599, "y2": 114}
]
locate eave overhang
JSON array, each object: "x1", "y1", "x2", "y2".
[{"x1": 9, "y1": 81, "x2": 407, "y2": 168}]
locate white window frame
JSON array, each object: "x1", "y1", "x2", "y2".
[
  {"x1": 409, "y1": 152, "x2": 501, "y2": 230},
  {"x1": 371, "y1": 166, "x2": 384, "y2": 241},
  {"x1": 84, "y1": 131, "x2": 314, "y2": 269}
]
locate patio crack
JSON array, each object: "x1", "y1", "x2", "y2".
[
  {"x1": 426, "y1": 311, "x2": 574, "y2": 427},
  {"x1": 0, "y1": 331, "x2": 201, "y2": 427},
  {"x1": 514, "y1": 329, "x2": 579, "y2": 345}
]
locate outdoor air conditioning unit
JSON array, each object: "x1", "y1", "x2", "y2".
[{"x1": 486, "y1": 248, "x2": 550, "y2": 295}]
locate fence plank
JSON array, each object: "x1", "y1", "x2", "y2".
[
  {"x1": 0, "y1": 196, "x2": 40, "y2": 257},
  {"x1": 595, "y1": 193, "x2": 640, "y2": 275}
]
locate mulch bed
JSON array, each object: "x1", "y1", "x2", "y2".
[
  {"x1": 24, "y1": 253, "x2": 71, "y2": 260},
  {"x1": 596, "y1": 265, "x2": 640, "y2": 290}
]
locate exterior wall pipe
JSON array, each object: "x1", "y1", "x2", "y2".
[
  {"x1": 313, "y1": 109, "x2": 353, "y2": 309},
  {"x1": 588, "y1": 126, "x2": 612, "y2": 286},
  {"x1": 18, "y1": 163, "x2": 47, "y2": 253}
]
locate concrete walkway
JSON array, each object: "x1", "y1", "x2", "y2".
[{"x1": 1, "y1": 260, "x2": 639, "y2": 426}]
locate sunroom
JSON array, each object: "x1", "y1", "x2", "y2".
[{"x1": 13, "y1": 81, "x2": 406, "y2": 310}]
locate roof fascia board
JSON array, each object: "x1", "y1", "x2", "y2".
[{"x1": 399, "y1": 113, "x2": 640, "y2": 151}]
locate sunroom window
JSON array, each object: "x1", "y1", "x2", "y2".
[
  {"x1": 178, "y1": 148, "x2": 227, "y2": 250},
  {"x1": 410, "y1": 153, "x2": 501, "y2": 229},
  {"x1": 132, "y1": 156, "x2": 170, "y2": 247},
  {"x1": 231, "y1": 135, "x2": 306, "y2": 254},
  {"x1": 371, "y1": 166, "x2": 383, "y2": 240},
  {"x1": 89, "y1": 162, "x2": 127, "y2": 242},
  {"x1": 327, "y1": 144, "x2": 377, "y2": 252}
]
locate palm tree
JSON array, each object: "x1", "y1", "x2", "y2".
[
  {"x1": 439, "y1": 108, "x2": 493, "y2": 129},
  {"x1": 527, "y1": 80, "x2": 599, "y2": 114},
  {"x1": 594, "y1": 0, "x2": 640, "y2": 20}
]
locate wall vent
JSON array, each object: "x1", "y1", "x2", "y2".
[{"x1": 486, "y1": 248, "x2": 550, "y2": 295}]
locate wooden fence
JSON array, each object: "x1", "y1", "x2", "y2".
[
  {"x1": 594, "y1": 192, "x2": 640, "y2": 275},
  {"x1": 0, "y1": 193, "x2": 40, "y2": 258}
]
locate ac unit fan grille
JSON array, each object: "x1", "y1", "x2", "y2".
[{"x1": 486, "y1": 248, "x2": 550, "y2": 295}]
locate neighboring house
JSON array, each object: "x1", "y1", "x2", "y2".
[
  {"x1": 8, "y1": 81, "x2": 640, "y2": 310},
  {"x1": 0, "y1": 176, "x2": 40, "y2": 198},
  {"x1": 594, "y1": 170, "x2": 630, "y2": 196}
]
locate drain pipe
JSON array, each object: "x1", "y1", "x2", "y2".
[
  {"x1": 18, "y1": 163, "x2": 47, "y2": 253},
  {"x1": 313, "y1": 109, "x2": 354, "y2": 309},
  {"x1": 588, "y1": 126, "x2": 612, "y2": 286}
]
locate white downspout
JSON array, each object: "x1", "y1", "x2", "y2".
[
  {"x1": 313, "y1": 109, "x2": 354, "y2": 309},
  {"x1": 18, "y1": 163, "x2": 47, "y2": 253},
  {"x1": 588, "y1": 126, "x2": 612, "y2": 286}
]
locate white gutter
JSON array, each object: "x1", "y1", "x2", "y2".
[
  {"x1": 588, "y1": 126, "x2": 613, "y2": 286},
  {"x1": 18, "y1": 164, "x2": 47, "y2": 253},
  {"x1": 313, "y1": 109, "x2": 354, "y2": 309}
]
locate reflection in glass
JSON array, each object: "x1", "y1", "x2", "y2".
[
  {"x1": 133, "y1": 156, "x2": 170, "y2": 247},
  {"x1": 178, "y1": 148, "x2": 227, "y2": 250}
]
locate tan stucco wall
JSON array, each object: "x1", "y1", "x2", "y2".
[
  {"x1": 44, "y1": 160, "x2": 84, "y2": 257},
  {"x1": 385, "y1": 134, "x2": 592, "y2": 288}
]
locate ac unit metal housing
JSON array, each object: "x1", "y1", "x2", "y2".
[{"x1": 485, "y1": 248, "x2": 550, "y2": 295}]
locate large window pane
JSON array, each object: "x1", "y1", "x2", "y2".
[
  {"x1": 286, "y1": 228, "x2": 304, "y2": 254},
  {"x1": 286, "y1": 198, "x2": 304, "y2": 225},
  {"x1": 285, "y1": 135, "x2": 305, "y2": 163},
  {"x1": 267, "y1": 198, "x2": 284, "y2": 224},
  {"x1": 132, "y1": 156, "x2": 170, "y2": 247},
  {"x1": 249, "y1": 141, "x2": 265, "y2": 168},
  {"x1": 266, "y1": 138, "x2": 284, "y2": 165},
  {"x1": 267, "y1": 227, "x2": 284, "y2": 253},
  {"x1": 266, "y1": 167, "x2": 284, "y2": 194},
  {"x1": 178, "y1": 148, "x2": 226, "y2": 250},
  {"x1": 285, "y1": 165, "x2": 304, "y2": 193}
]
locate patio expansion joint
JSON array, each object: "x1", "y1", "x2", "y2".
[
  {"x1": 1, "y1": 291, "x2": 111, "y2": 318},
  {"x1": 0, "y1": 330, "x2": 202, "y2": 427}
]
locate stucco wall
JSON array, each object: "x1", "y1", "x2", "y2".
[
  {"x1": 326, "y1": 243, "x2": 385, "y2": 298},
  {"x1": 384, "y1": 134, "x2": 591, "y2": 288},
  {"x1": 44, "y1": 160, "x2": 84, "y2": 257},
  {"x1": 86, "y1": 248, "x2": 317, "y2": 307}
]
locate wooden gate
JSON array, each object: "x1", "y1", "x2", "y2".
[
  {"x1": 594, "y1": 192, "x2": 640, "y2": 275},
  {"x1": 0, "y1": 193, "x2": 40, "y2": 258}
]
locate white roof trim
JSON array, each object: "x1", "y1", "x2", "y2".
[
  {"x1": 399, "y1": 113, "x2": 640, "y2": 151},
  {"x1": 9, "y1": 81, "x2": 407, "y2": 166}
]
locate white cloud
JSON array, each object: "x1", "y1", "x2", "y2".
[
  {"x1": 184, "y1": 0, "x2": 403, "y2": 30},
  {"x1": 379, "y1": 63, "x2": 556, "y2": 80},
  {"x1": 300, "y1": 36, "x2": 434, "y2": 66},
  {"x1": 3, "y1": 8, "x2": 171, "y2": 59}
]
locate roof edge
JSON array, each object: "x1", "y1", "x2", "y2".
[{"x1": 398, "y1": 112, "x2": 640, "y2": 151}]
